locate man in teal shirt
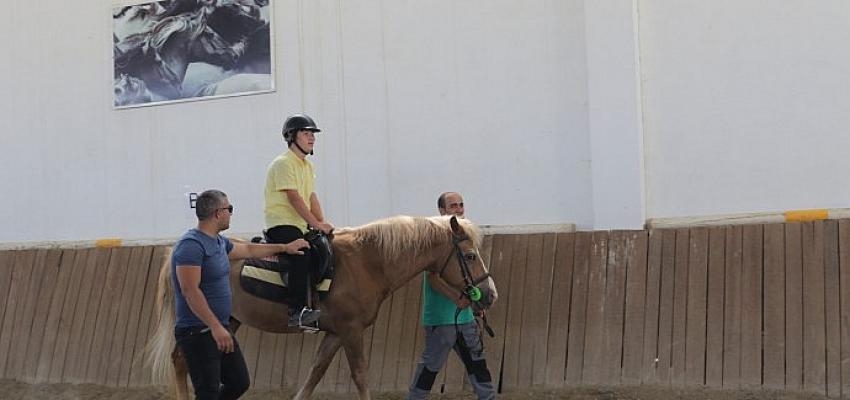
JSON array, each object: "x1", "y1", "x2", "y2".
[{"x1": 406, "y1": 192, "x2": 495, "y2": 400}]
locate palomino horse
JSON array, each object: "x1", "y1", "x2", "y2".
[{"x1": 148, "y1": 215, "x2": 498, "y2": 400}]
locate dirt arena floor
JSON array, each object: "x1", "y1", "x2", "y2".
[{"x1": 0, "y1": 379, "x2": 833, "y2": 400}]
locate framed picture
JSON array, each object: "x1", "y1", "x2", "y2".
[{"x1": 112, "y1": 0, "x2": 274, "y2": 108}]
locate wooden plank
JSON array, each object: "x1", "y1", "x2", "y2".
[
  {"x1": 603, "y1": 231, "x2": 628, "y2": 384},
  {"x1": 87, "y1": 247, "x2": 133, "y2": 384},
  {"x1": 621, "y1": 231, "x2": 648, "y2": 384},
  {"x1": 581, "y1": 231, "x2": 609, "y2": 384},
  {"x1": 20, "y1": 249, "x2": 63, "y2": 381},
  {"x1": 49, "y1": 249, "x2": 91, "y2": 383},
  {"x1": 531, "y1": 233, "x2": 557, "y2": 387},
  {"x1": 5, "y1": 250, "x2": 42, "y2": 380},
  {"x1": 240, "y1": 326, "x2": 264, "y2": 384},
  {"x1": 128, "y1": 245, "x2": 169, "y2": 386},
  {"x1": 253, "y1": 332, "x2": 279, "y2": 389},
  {"x1": 379, "y1": 282, "x2": 408, "y2": 390},
  {"x1": 517, "y1": 233, "x2": 546, "y2": 388},
  {"x1": 271, "y1": 331, "x2": 288, "y2": 390},
  {"x1": 723, "y1": 225, "x2": 743, "y2": 388},
  {"x1": 762, "y1": 223, "x2": 785, "y2": 389},
  {"x1": 108, "y1": 246, "x2": 153, "y2": 386},
  {"x1": 641, "y1": 229, "x2": 664, "y2": 383},
  {"x1": 544, "y1": 233, "x2": 574, "y2": 387},
  {"x1": 365, "y1": 290, "x2": 392, "y2": 391},
  {"x1": 0, "y1": 251, "x2": 15, "y2": 374},
  {"x1": 785, "y1": 223, "x2": 804, "y2": 391},
  {"x1": 670, "y1": 228, "x2": 690, "y2": 385},
  {"x1": 704, "y1": 227, "x2": 726, "y2": 387},
  {"x1": 838, "y1": 220, "x2": 850, "y2": 396},
  {"x1": 394, "y1": 277, "x2": 424, "y2": 391},
  {"x1": 35, "y1": 250, "x2": 75, "y2": 383},
  {"x1": 483, "y1": 234, "x2": 514, "y2": 391},
  {"x1": 654, "y1": 229, "x2": 678, "y2": 384},
  {"x1": 740, "y1": 224, "x2": 763, "y2": 388},
  {"x1": 62, "y1": 247, "x2": 110, "y2": 383},
  {"x1": 685, "y1": 227, "x2": 708, "y2": 386},
  {"x1": 564, "y1": 232, "x2": 592, "y2": 384},
  {"x1": 500, "y1": 234, "x2": 530, "y2": 390},
  {"x1": 466, "y1": 234, "x2": 510, "y2": 392},
  {"x1": 823, "y1": 220, "x2": 842, "y2": 398},
  {"x1": 283, "y1": 333, "x2": 305, "y2": 389},
  {"x1": 802, "y1": 221, "x2": 826, "y2": 394}
]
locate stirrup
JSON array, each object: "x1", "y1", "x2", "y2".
[{"x1": 289, "y1": 307, "x2": 320, "y2": 333}]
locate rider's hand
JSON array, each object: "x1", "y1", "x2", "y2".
[
  {"x1": 211, "y1": 325, "x2": 234, "y2": 354},
  {"x1": 283, "y1": 239, "x2": 309, "y2": 255},
  {"x1": 315, "y1": 222, "x2": 334, "y2": 234}
]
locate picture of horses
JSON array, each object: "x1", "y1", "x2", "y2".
[{"x1": 112, "y1": 0, "x2": 273, "y2": 108}]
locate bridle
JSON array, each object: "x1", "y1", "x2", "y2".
[
  {"x1": 438, "y1": 233, "x2": 490, "y2": 304},
  {"x1": 437, "y1": 231, "x2": 496, "y2": 337}
]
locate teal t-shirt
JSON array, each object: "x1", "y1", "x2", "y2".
[{"x1": 421, "y1": 273, "x2": 474, "y2": 326}]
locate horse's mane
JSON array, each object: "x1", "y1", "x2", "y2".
[{"x1": 337, "y1": 215, "x2": 482, "y2": 263}]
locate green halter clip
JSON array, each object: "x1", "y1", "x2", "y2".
[{"x1": 467, "y1": 286, "x2": 482, "y2": 302}]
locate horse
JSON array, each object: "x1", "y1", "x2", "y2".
[{"x1": 147, "y1": 215, "x2": 498, "y2": 400}]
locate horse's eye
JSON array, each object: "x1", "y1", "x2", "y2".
[{"x1": 465, "y1": 253, "x2": 476, "y2": 261}]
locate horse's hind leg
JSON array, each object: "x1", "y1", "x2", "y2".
[
  {"x1": 171, "y1": 346, "x2": 190, "y2": 400},
  {"x1": 293, "y1": 333, "x2": 342, "y2": 400}
]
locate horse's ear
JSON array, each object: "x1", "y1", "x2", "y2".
[{"x1": 450, "y1": 216, "x2": 463, "y2": 235}]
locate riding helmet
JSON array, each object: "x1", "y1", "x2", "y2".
[{"x1": 282, "y1": 114, "x2": 321, "y2": 142}]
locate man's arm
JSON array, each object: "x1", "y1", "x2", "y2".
[
  {"x1": 228, "y1": 239, "x2": 309, "y2": 261},
  {"x1": 427, "y1": 272, "x2": 471, "y2": 309},
  {"x1": 175, "y1": 265, "x2": 234, "y2": 353},
  {"x1": 284, "y1": 190, "x2": 333, "y2": 233},
  {"x1": 309, "y1": 192, "x2": 326, "y2": 223}
]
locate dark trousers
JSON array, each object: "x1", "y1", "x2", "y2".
[
  {"x1": 266, "y1": 225, "x2": 309, "y2": 310},
  {"x1": 175, "y1": 326, "x2": 250, "y2": 400}
]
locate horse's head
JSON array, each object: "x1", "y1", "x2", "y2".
[{"x1": 438, "y1": 216, "x2": 498, "y2": 310}]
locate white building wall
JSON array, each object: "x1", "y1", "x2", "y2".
[
  {"x1": 9, "y1": 0, "x2": 847, "y2": 243},
  {"x1": 640, "y1": 0, "x2": 850, "y2": 220},
  {"x1": 1, "y1": 0, "x2": 592, "y2": 243}
]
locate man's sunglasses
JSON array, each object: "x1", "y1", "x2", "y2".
[{"x1": 217, "y1": 205, "x2": 234, "y2": 214}]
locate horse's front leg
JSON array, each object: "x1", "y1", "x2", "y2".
[
  {"x1": 293, "y1": 333, "x2": 342, "y2": 400},
  {"x1": 341, "y1": 330, "x2": 371, "y2": 400}
]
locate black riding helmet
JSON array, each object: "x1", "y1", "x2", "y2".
[{"x1": 282, "y1": 114, "x2": 321, "y2": 144}]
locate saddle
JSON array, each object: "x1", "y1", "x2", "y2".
[{"x1": 239, "y1": 229, "x2": 335, "y2": 305}]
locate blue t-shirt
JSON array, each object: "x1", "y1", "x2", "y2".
[{"x1": 171, "y1": 229, "x2": 234, "y2": 329}]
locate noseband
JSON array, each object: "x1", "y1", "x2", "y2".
[{"x1": 439, "y1": 233, "x2": 490, "y2": 303}]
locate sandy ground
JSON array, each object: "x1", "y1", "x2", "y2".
[{"x1": 0, "y1": 380, "x2": 833, "y2": 400}]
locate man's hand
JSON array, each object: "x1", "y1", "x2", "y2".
[
  {"x1": 211, "y1": 325, "x2": 234, "y2": 353},
  {"x1": 456, "y1": 295, "x2": 472, "y2": 309},
  {"x1": 282, "y1": 239, "x2": 309, "y2": 255},
  {"x1": 314, "y1": 222, "x2": 334, "y2": 234}
]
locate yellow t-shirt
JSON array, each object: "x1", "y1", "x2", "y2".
[{"x1": 264, "y1": 150, "x2": 315, "y2": 232}]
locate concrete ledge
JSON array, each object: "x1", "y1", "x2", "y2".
[
  {"x1": 646, "y1": 208, "x2": 850, "y2": 229},
  {"x1": 480, "y1": 223, "x2": 576, "y2": 235}
]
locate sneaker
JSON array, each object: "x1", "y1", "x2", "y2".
[{"x1": 288, "y1": 307, "x2": 321, "y2": 327}]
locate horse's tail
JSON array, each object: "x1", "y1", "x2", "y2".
[{"x1": 146, "y1": 247, "x2": 175, "y2": 384}]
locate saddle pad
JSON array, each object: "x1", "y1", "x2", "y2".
[{"x1": 239, "y1": 259, "x2": 332, "y2": 305}]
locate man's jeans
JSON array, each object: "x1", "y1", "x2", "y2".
[
  {"x1": 407, "y1": 322, "x2": 495, "y2": 400},
  {"x1": 175, "y1": 326, "x2": 250, "y2": 400}
]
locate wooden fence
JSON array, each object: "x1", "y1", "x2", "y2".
[{"x1": 1, "y1": 220, "x2": 849, "y2": 397}]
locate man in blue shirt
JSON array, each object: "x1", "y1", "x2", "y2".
[
  {"x1": 172, "y1": 189, "x2": 308, "y2": 400},
  {"x1": 406, "y1": 192, "x2": 495, "y2": 400}
]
